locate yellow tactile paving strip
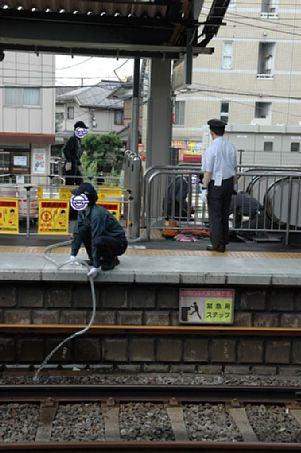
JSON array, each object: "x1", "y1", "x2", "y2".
[
  {"x1": 0, "y1": 245, "x2": 300, "y2": 259},
  {"x1": 127, "y1": 250, "x2": 301, "y2": 258}
]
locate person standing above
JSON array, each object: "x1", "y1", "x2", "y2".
[
  {"x1": 201, "y1": 119, "x2": 237, "y2": 252},
  {"x1": 63, "y1": 121, "x2": 88, "y2": 185},
  {"x1": 70, "y1": 183, "x2": 128, "y2": 277}
]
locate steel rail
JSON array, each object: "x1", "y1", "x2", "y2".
[
  {"x1": 0, "y1": 440, "x2": 301, "y2": 452},
  {"x1": 1, "y1": 324, "x2": 301, "y2": 336},
  {"x1": 0, "y1": 384, "x2": 300, "y2": 403}
]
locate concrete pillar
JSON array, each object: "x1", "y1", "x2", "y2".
[{"x1": 146, "y1": 58, "x2": 172, "y2": 168}]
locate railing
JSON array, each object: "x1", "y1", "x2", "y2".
[
  {"x1": 0, "y1": 173, "x2": 127, "y2": 238},
  {"x1": 143, "y1": 166, "x2": 301, "y2": 244},
  {"x1": 1, "y1": 164, "x2": 300, "y2": 245}
]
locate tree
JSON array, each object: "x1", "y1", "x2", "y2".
[{"x1": 81, "y1": 133, "x2": 124, "y2": 178}]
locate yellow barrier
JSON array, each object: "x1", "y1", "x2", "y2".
[
  {"x1": 59, "y1": 186, "x2": 73, "y2": 200},
  {"x1": 58, "y1": 185, "x2": 123, "y2": 219},
  {"x1": 38, "y1": 199, "x2": 70, "y2": 235},
  {"x1": 0, "y1": 184, "x2": 123, "y2": 235},
  {"x1": 0, "y1": 198, "x2": 19, "y2": 234},
  {"x1": 97, "y1": 186, "x2": 123, "y2": 202},
  {"x1": 97, "y1": 186, "x2": 122, "y2": 220}
]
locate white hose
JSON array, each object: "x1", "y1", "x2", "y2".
[{"x1": 33, "y1": 240, "x2": 97, "y2": 382}]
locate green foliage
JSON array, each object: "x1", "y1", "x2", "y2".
[{"x1": 82, "y1": 133, "x2": 124, "y2": 177}]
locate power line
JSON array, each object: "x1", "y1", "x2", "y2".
[
  {"x1": 178, "y1": 87, "x2": 301, "y2": 120},
  {"x1": 181, "y1": 81, "x2": 301, "y2": 101},
  {"x1": 200, "y1": 4, "x2": 301, "y2": 37},
  {"x1": 200, "y1": 16, "x2": 301, "y2": 38},
  {"x1": 56, "y1": 57, "x2": 94, "y2": 70}
]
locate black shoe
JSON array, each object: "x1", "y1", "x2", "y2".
[
  {"x1": 101, "y1": 257, "x2": 120, "y2": 271},
  {"x1": 206, "y1": 245, "x2": 225, "y2": 253}
]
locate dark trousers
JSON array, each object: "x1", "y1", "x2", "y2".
[
  {"x1": 207, "y1": 177, "x2": 234, "y2": 249},
  {"x1": 64, "y1": 161, "x2": 82, "y2": 186},
  {"x1": 81, "y1": 229, "x2": 127, "y2": 266},
  {"x1": 95, "y1": 236, "x2": 127, "y2": 264}
]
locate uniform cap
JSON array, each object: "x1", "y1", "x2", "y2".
[
  {"x1": 207, "y1": 119, "x2": 226, "y2": 130},
  {"x1": 207, "y1": 119, "x2": 226, "y2": 135}
]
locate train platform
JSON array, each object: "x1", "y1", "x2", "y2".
[
  {"x1": 1, "y1": 235, "x2": 301, "y2": 371},
  {"x1": 0, "y1": 235, "x2": 300, "y2": 286}
]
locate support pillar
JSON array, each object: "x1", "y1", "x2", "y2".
[
  {"x1": 146, "y1": 58, "x2": 172, "y2": 168},
  {"x1": 130, "y1": 58, "x2": 141, "y2": 155}
]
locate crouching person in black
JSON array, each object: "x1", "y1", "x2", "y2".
[{"x1": 70, "y1": 182, "x2": 128, "y2": 277}]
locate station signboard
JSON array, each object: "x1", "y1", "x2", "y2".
[{"x1": 179, "y1": 289, "x2": 234, "y2": 324}]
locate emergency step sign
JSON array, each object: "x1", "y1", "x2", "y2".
[
  {"x1": 38, "y1": 199, "x2": 69, "y2": 235},
  {"x1": 179, "y1": 289, "x2": 234, "y2": 324},
  {"x1": 0, "y1": 198, "x2": 19, "y2": 234}
]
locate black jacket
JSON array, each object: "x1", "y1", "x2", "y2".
[
  {"x1": 63, "y1": 135, "x2": 82, "y2": 165},
  {"x1": 71, "y1": 205, "x2": 127, "y2": 267}
]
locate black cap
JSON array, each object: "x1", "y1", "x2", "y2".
[
  {"x1": 71, "y1": 182, "x2": 96, "y2": 196},
  {"x1": 72, "y1": 182, "x2": 98, "y2": 206},
  {"x1": 207, "y1": 119, "x2": 226, "y2": 134},
  {"x1": 74, "y1": 121, "x2": 88, "y2": 129}
]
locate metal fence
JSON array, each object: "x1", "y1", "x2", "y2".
[
  {"x1": 0, "y1": 173, "x2": 126, "y2": 237},
  {"x1": 0, "y1": 162, "x2": 300, "y2": 245},
  {"x1": 0, "y1": 152, "x2": 143, "y2": 238},
  {"x1": 143, "y1": 166, "x2": 301, "y2": 244}
]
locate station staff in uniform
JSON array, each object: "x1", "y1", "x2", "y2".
[{"x1": 201, "y1": 119, "x2": 237, "y2": 252}]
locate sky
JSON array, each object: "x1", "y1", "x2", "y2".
[{"x1": 55, "y1": 55, "x2": 134, "y2": 87}]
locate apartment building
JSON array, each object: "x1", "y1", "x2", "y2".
[
  {"x1": 173, "y1": 0, "x2": 301, "y2": 166},
  {"x1": 0, "y1": 51, "x2": 55, "y2": 182}
]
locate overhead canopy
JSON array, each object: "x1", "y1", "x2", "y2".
[{"x1": 0, "y1": 0, "x2": 230, "y2": 59}]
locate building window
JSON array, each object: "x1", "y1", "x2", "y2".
[
  {"x1": 257, "y1": 42, "x2": 275, "y2": 78},
  {"x1": 67, "y1": 106, "x2": 74, "y2": 120},
  {"x1": 0, "y1": 151, "x2": 10, "y2": 172},
  {"x1": 4, "y1": 87, "x2": 40, "y2": 106},
  {"x1": 174, "y1": 101, "x2": 185, "y2": 126},
  {"x1": 114, "y1": 110, "x2": 123, "y2": 125},
  {"x1": 255, "y1": 102, "x2": 271, "y2": 119},
  {"x1": 264, "y1": 141, "x2": 273, "y2": 152},
  {"x1": 261, "y1": 0, "x2": 278, "y2": 16},
  {"x1": 222, "y1": 41, "x2": 233, "y2": 70},
  {"x1": 220, "y1": 101, "x2": 229, "y2": 124},
  {"x1": 291, "y1": 142, "x2": 300, "y2": 153},
  {"x1": 55, "y1": 113, "x2": 64, "y2": 132}
]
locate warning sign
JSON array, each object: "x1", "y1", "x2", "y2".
[
  {"x1": 0, "y1": 198, "x2": 19, "y2": 234},
  {"x1": 38, "y1": 199, "x2": 69, "y2": 235},
  {"x1": 179, "y1": 289, "x2": 234, "y2": 324},
  {"x1": 97, "y1": 202, "x2": 121, "y2": 219},
  {"x1": 97, "y1": 187, "x2": 122, "y2": 220}
]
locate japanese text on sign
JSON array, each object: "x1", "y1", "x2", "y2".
[
  {"x1": 179, "y1": 289, "x2": 234, "y2": 324},
  {"x1": 38, "y1": 199, "x2": 69, "y2": 235},
  {"x1": 0, "y1": 199, "x2": 19, "y2": 234}
]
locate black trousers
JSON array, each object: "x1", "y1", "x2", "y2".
[
  {"x1": 81, "y1": 230, "x2": 127, "y2": 267},
  {"x1": 64, "y1": 161, "x2": 83, "y2": 186},
  {"x1": 207, "y1": 177, "x2": 234, "y2": 249}
]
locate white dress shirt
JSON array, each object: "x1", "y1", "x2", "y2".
[{"x1": 202, "y1": 137, "x2": 237, "y2": 181}]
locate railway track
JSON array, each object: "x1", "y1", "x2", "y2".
[{"x1": 1, "y1": 384, "x2": 301, "y2": 451}]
